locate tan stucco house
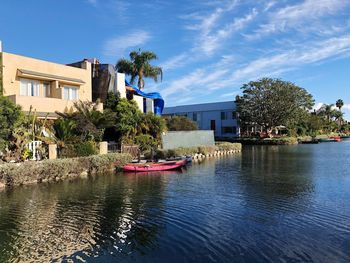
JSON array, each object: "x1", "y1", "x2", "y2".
[{"x1": 0, "y1": 51, "x2": 96, "y2": 118}]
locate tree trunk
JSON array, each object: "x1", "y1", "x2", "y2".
[{"x1": 138, "y1": 69, "x2": 144, "y2": 90}]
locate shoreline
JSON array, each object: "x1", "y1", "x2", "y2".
[{"x1": 0, "y1": 153, "x2": 132, "y2": 189}]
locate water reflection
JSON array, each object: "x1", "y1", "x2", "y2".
[
  {"x1": 240, "y1": 145, "x2": 315, "y2": 198},
  {"x1": 0, "y1": 172, "x2": 175, "y2": 262},
  {"x1": 1, "y1": 144, "x2": 350, "y2": 262}
]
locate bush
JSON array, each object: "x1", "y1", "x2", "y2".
[
  {"x1": 75, "y1": 141, "x2": 98, "y2": 156},
  {"x1": 0, "y1": 153, "x2": 132, "y2": 187},
  {"x1": 60, "y1": 141, "x2": 98, "y2": 158},
  {"x1": 165, "y1": 116, "x2": 198, "y2": 131},
  {"x1": 197, "y1": 145, "x2": 218, "y2": 155},
  {"x1": 135, "y1": 134, "x2": 158, "y2": 153},
  {"x1": 215, "y1": 142, "x2": 242, "y2": 151},
  {"x1": 0, "y1": 95, "x2": 23, "y2": 152}
]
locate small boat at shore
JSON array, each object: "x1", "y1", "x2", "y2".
[
  {"x1": 300, "y1": 140, "x2": 319, "y2": 144},
  {"x1": 318, "y1": 138, "x2": 338, "y2": 143},
  {"x1": 330, "y1": 136, "x2": 341, "y2": 142},
  {"x1": 123, "y1": 159, "x2": 187, "y2": 172}
]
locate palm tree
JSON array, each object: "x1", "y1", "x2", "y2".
[
  {"x1": 115, "y1": 49, "x2": 163, "y2": 90},
  {"x1": 336, "y1": 99, "x2": 344, "y2": 111},
  {"x1": 318, "y1": 104, "x2": 336, "y2": 122},
  {"x1": 336, "y1": 99, "x2": 344, "y2": 127}
]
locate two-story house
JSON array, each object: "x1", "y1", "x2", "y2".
[{"x1": 0, "y1": 51, "x2": 96, "y2": 118}]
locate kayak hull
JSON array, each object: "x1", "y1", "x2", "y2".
[{"x1": 123, "y1": 160, "x2": 187, "y2": 172}]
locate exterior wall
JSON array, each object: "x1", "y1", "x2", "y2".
[
  {"x1": 116, "y1": 72, "x2": 126, "y2": 98},
  {"x1": 1, "y1": 52, "x2": 92, "y2": 114},
  {"x1": 133, "y1": 95, "x2": 144, "y2": 112},
  {"x1": 115, "y1": 72, "x2": 154, "y2": 114},
  {"x1": 163, "y1": 101, "x2": 240, "y2": 138},
  {"x1": 162, "y1": 130, "x2": 215, "y2": 150},
  {"x1": 7, "y1": 95, "x2": 75, "y2": 115}
]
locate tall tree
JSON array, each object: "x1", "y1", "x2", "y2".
[
  {"x1": 317, "y1": 104, "x2": 339, "y2": 122},
  {"x1": 115, "y1": 49, "x2": 163, "y2": 90},
  {"x1": 336, "y1": 99, "x2": 344, "y2": 111},
  {"x1": 237, "y1": 78, "x2": 314, "y2": 134}
]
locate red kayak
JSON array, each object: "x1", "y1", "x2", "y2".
[
  {"x1": 330, "y1": 136, "x2": 341, "y2": 142},
  {"x1": 123, "y1": 160, "x2": 187, "y2": 172}
]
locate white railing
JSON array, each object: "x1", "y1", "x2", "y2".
[{"x1": 27, "y1": 141, "x2": 42, "y2": 161}]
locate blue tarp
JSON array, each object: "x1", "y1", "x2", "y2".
[{"x1": 125, "y1": 80, "x2": 164, "y2": 115}]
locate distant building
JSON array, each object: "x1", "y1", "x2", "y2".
[{"x1": 163, "y1": 101, "x2": 240, "y2": 138}]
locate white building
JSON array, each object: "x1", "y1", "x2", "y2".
[{"x1": 163, "y1": 101, "x2": 240, "y2": 138}]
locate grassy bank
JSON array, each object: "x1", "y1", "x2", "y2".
[
  {"x1": 0, "y1": 153, "x2": 132, "y2": 188},
  {"x1": 237, "y1": 137, "x2": 298, "y2": 145}
]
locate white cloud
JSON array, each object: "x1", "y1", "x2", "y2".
[
  {"x1": 342, "y1": 104, "x2": 350, "y2": 111},
  {"x1": 87, "y1": 0, "x2": 97, "y2": 6},
  {"x1": 251, "y1": 0, "x2": 348, "y2": 38},
  {"x1": 220, "y1": 34, "x2": 350, "y2": 87},
  {"x1": 312, "y1": 102, "x2": 325, "y2": 111},
  {"x1": 102, "y1": 31, "x2": 151, "y2": 60},
  {"x1": 158, "y1": 33, "x2": 350, "y2": 106},
  {"x1": 199, "y1": 8, "x2": 258, "y2": 55},
  {"x1": 160, "y1": 53, "x2": 189, "y2": 71}
]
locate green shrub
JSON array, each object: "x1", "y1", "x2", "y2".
[
  {"x1": 215, "y1": 142, "x2": 242, "y2": 151},
  {"x1": 172, "y1": 147, "x2": 199, "y2": 156},
  {"x1": 197, "y1": 145, "x2": 218, "y2": 155},
  {"x1": 155, "y1": 149, "x2": 167, "y2": 159},
  {"x1": 135, "y1": 134, "x2": 158, "y2": 153},
  {"x1": 75, "y1": 141, "x2": 98, "y2": 156},
  {"x1": 0, "y1": 153, "x2": 132, "y2": 187},
  {"x1": 60, "y1": 141, "x2": 97, "y2": 158}
]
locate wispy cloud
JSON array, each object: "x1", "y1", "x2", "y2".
[
  {"x1": 102, "y1": 31, "x2": 151, "y2": 61},
  {"x1": 86, "y1": 0, "x2": 97, "y2": 6},
  {"x1": 250, "y1": 0, "x2": 348, "y2": 38},
  {"x1": 160, "y1": 53, "x2": 189, "y2": 71},
  {"x1": 199, "y1": 8, "x2": 258, "y2": 55},
  {"x1": 160, "y1": 33, "x2": 350, "y2": 106}
]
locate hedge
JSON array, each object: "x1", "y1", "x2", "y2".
[{"x1": 0, "y1": 153, "x2": 132, "y2": 188}]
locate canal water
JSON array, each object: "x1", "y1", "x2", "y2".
[{"x1": 1, "y1": 143, "x2": 350, "y2": 262}]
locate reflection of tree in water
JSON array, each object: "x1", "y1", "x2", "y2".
[
  {"x1": 0, "y1": 172, "x2": 167, "y2": 262},
  {"x1": 238, "y1": 145, "x2": 315, "y2": 206}
]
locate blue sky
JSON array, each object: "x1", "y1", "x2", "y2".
[{"x1": 1, "y1": 0, "x2": 350, "y2": 118}]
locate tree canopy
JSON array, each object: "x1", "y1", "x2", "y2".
[
  {"x1": 237, "y1": 78, "x2": 314, "y2": 133},
  {"x1": 165, "y1": 116, "x2": 198, "y2": 131},
  {"x1": 0, "y1": 96, "x2": 23, "y2": 150},
  {"x1": 336, "y1": 99, "x2": 344, "y2": 110},
  {"x1": 115, "y1": 49, "x2": 163, "y2": 90}
]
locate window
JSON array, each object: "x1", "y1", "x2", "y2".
[
  {"x1": 20, "y1": 79, "x2": 40, "y2": 96},
  {"x1": 193, "y1": 112, "x2": 197, "y2": 122},
  {"x1": 211, "y1": 120, "x2": 216, "y2": 131},
  {"x1": 63, "y1": 86, "x2": 79, "y2": 100},
  {"x1": 232, "y1": 111, "x2": 237, "y2": 119},
  {"x1": 222, "y1": 111, "x2": 236, "y2": 120},
  {"x1": 221, "y1": 112, "x2": 226, "y2": 120},
  {"x1": 221, "y1": 126, "x2": 237, "y2": 134},
  {"x1": 43, "y1": 83, "x2": 51, "y2": 97}
]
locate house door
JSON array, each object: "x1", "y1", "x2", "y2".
[{"x1": 210, "y1": 120, "x2": 216, "y2": 131}]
